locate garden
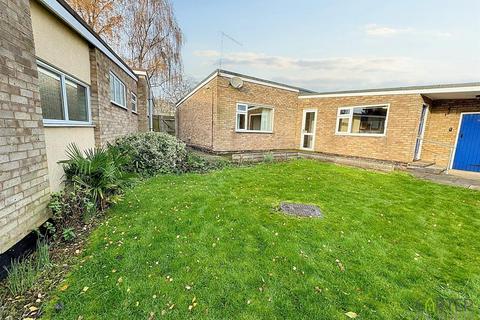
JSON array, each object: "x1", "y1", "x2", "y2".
[{"x1": 1, "y1": 133, "x2": 479, "y2": 319}]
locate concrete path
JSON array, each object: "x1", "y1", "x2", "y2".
[{"x1": 408, "y1": 170, "x2": 480, "y2": 190}]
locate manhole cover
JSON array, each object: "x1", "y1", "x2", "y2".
[{"x1": 279, "y1": 202, "x2": 323, "y2": 218}]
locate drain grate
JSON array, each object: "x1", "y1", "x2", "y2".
[{"x1": 279, "y1": 202, "x2": 323, "y2": 218}]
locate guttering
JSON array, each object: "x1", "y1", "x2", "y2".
[
  {"x1": 299, "y1": 84, "x2": 480, "y2": 99},
  {"x1": 38, "y1": 0, "x2": 138, "y2": 81}
]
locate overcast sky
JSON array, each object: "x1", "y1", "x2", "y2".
[{"x1": 172, "y1": 0, "x2": 480, "y2": 92}]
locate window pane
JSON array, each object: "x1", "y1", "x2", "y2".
[
  {"x1": 237, "y1": 104, "x2": 247, "y2": 112},
  {"x1": 337, "y1": 118, "x2": 349, "y2": 133},
  {"x1": 131, "y1": 93, "x2": 137, "y2": 111},
  {"x1": 351, "y1": 107, "x2": 387, "y2": 134},
  {"x1": 246, "y1": 106, "x2": 273, "y2": 132},
  {"x1": 304, "y1": 112, "x2": 315, "y2": 133},
  {"x1": 339, "y1": 109, "x2": 350, "y2": 115},
  {"x1": 302, "y1": 135, "x2": 313, "y2": 149},
  {"x1": 66, "y1": 79, "x2": 88, "y2": 121},
  {"x1": 237, "y1": 113, "x2": 246, "y2": 130},
  {"x1": 38, "y1": 68, "x2": 64, "y2": 120}
]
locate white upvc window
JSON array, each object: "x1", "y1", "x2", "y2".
[
  {"x1": 235, "y1": 103, "x2": 274, "y2": 133},
  {"x1": 131, "y1": 92, "x2": 137, "y2": 113},
  {"x1": 335, "y1": 104, "x2": 389, "y2": 136},
  {"x1": 110, "y1": 71, "x2": 126, "y2": 108},
  {"x1": 37, "y1": 60, "x2": 91, "y2": 126}
]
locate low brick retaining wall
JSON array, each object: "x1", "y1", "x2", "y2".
[{"x1": 230, "y1": 150, "x2": 397, "y2": 172}]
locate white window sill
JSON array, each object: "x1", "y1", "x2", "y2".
[
  {"x1": 111, "y1": 100, "x2": 128, "y2": 110},
  {"x1": 235, "y1": 130, "x2": 273, "y2": 134},
  {"x1": 335, "y1": 132, "x2": 386, "y2": 137},
  {"x1": 132, "y1": 110, "x2": 138, "y2": 115},
  {"x1": 43, "y1": 121, "x2": 94, "y2": 128}
]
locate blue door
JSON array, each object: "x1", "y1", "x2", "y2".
[{"x1": 453, "y1": 114, "x2": 480, "y2": 172}]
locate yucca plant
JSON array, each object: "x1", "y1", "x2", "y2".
[{"x1": 59, "y1": 144, "x2": 136, "y2": 211}]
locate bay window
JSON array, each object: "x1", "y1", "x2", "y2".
[
  {"x1": 38, "y1": 61, "x2": 90, "y2": 125},
  {"x1": 336, "y1": 105, "x2": 389, "y2": 136},
  {"x1": 236, "y1": 103, "x2": 274, "y2": 132}
]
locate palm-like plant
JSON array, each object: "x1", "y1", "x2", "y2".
[{"x1": 59, "y1": 144, "x2": 136, "y2": 211}]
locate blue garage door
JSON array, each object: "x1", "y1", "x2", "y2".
[{"x1": 453, "y1": 113, "x2": 480, "y2": 172}]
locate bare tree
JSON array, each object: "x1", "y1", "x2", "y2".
[
  {"x1": 121, "y1": 0, "x2": 184, "y2": 85},
  {"x1": 154, "y1": 75, "x2": 194, "y2": 115},
  {"x1": 66, "y1": 0, "x2": 124, "y2": 43},
  {"x1": 67, "y1": 0, "x2": 184, "y2": 86}
]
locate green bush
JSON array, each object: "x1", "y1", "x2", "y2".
[
  {"x1": 113, "y1": 132, "x2": 187, "y2": 177},
  {"x1": 182, "y1": 152, "x2": 230, "y2": 173},
  {"x1": 59, "y1": 144, "x2": 136, "y2": 210}
]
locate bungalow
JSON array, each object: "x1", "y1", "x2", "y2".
[
  {"x1": 0, "y1": 0, "x2": 153, "y2": 255},
  {"x1": 176, "y1": 70, "x2": 480, "y2": 172}
]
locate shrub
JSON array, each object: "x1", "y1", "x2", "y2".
[
  {"x1": 182, "y1": 152, "x2": 230, "y2": 173},
  {"x1": 48, "y1": 186, "x2": 95, "y2": 227},
  {"x1": 60, "y1": 144, "x2": 136, "y2": 210},
  {"x1": 113, "y1": 132, "x2": 187, "y2": 177}
]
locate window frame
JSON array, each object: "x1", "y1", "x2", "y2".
[
  {"x1": 235, "y1": 102, "x2": 274, "y2": 133},
  {"x1": 335, "y1": 104, "x2": 390, "y2": 137},
  {"x1": 131, "y1": 92, "x2": 138, "y2": 114},
  {"x1": 109, "y1": 71, "x2": 127, "y2": 109},
  {"x1": 37, "y1": 60, "x2": 91, "y2": 126}
]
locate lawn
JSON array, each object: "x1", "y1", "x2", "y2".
[{"x1": 45, "y1": 160, "x2": 480, "y2": 319}]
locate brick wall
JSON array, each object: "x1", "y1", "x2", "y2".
[
  {"x1": 421, "y1": 99, "x2": 480, "y2": 167},
  {"x1": 0, "y1": 0, "x2": 50, "y2": 254},
  {"x1": 176, "y1": 77, "x2": 217, "y2": 149},
  {"x1": 136, "y1": 74, "x2": 150, "y2": 132},
  {"x1": 299, "y1": 94, "x2": 424, "y2": 163},
  {"x1": 89, "y1": 47, "x2": 140, "y2": 146},
  {"x1": 214, "y1": 76, "x2": 300, "y2": 152}
]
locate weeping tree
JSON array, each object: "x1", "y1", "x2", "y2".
[{"x1": 66, "y1": 0, "x2": 184, "y2": 86}]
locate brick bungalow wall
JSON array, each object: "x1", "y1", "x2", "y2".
[
  {"x1": 421, "y1": 99, "x2": 480, "y2": 167},
  {"x1": 176, "y1": 77, "x2": 217, "y2": 149},
  {"x1": 89, "y1": 47, "x2": 140, "y2": 146},
  {"x1": 0, "y1": 0, "x2": 50, "y2": 254},
  {"x1": 213, "y1": 76, "x2": 300, "y2": 152},
  {"x1": 298, "y1": 94, "x2": 424, "y2": 163}
]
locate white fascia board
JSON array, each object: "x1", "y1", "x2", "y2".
[
  {"x1": 299, "y1": 85, "x2": 480, "y2": 99},
  {"x1": 218, "y1": 72, "x2": 300, "y2": 93},
  {"x1": 175, "y1": 71, "x2": 219, "y2": 107},
  {"x1": 38, "y1": 0, "x2": 138, "y2": 81}
]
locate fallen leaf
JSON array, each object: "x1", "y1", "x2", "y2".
[
  {"x1": 335, "y1": 259, "x2": 345, "y2": 272},
  {"x1": 59, "y1": 284, "x2": 69, "y2": 291},
  {"x1": 82, "y1": 286, "x2": 89, "y2": 292},
  {"x1": 29, "y1": 306, "x2": 38, "y2": 312},
  {"x1": 345, "y1": 311, "x2": 358, "y2": 318}
]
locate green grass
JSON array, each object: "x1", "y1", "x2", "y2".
[{"x1": 45, "y1": 160, "x2": 480, "y2": 319}]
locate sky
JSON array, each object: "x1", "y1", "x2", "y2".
[{"x1": 172, "y1": 0, "x2": 480, "y2": 92}]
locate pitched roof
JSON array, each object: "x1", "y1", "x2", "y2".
[{"x1": 176, "y1": 69, "x2": 315, "y2": 107}]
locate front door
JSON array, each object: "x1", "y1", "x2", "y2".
[
  {"x1": 300, "y1": 110, "x2": 317, "y2": 150},
  {"x1": 452, "y1": 113, "x2": 480, "y2": 172}
]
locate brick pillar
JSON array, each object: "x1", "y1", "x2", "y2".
[
  {"x1": 136, "y1": 74, "x2": 150, "y2": 132},
  {"x1": 0, "y1": 0, "x2": 50, "y2": 254}
]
